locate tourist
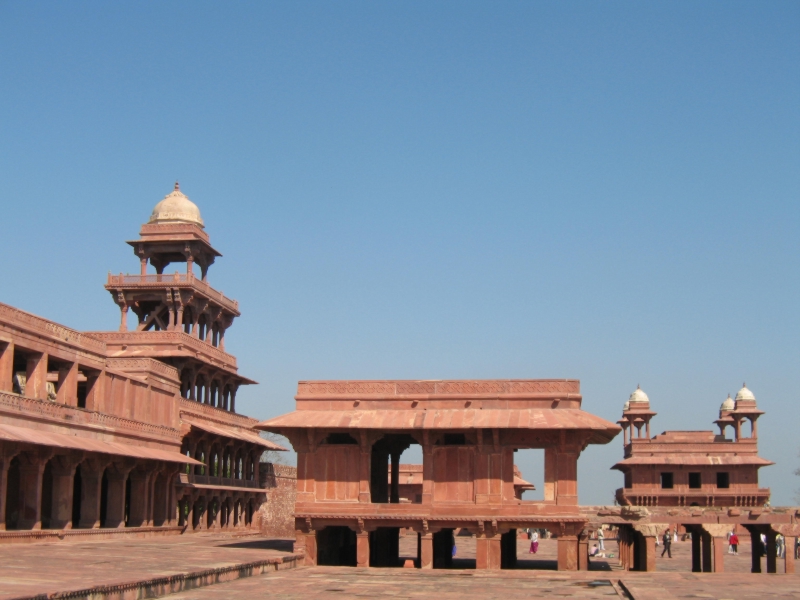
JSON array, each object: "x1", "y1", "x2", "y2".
[
  {"x1": 598, "y1": 527, "x2": 605, "y2": 551},
  {"x1": 673, "y1": 527, "x2": 678, "y2": 544},
  {"x1": 776, "y1": 533, "x2": 784, "y2": 559},
  {"x1": 589, "y1": 544, "x2": 603, "y2": 559},
  {"x1": 661, "y1": 529, "x2": 672, "y2": 558},
  {"x1": 729, "y1": 531, "x2": 739, "y2": 555},
  {"x1": 529, "y1": 530, "x2": 539, "y2": 554}
]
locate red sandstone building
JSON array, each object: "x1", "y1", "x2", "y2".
[
  {"x1": 258, "y1": 379, "x2": 620, "y2": 570},
  {"x1": 0, "y1": 184, "x2": 283, "y2": 540},
  {"x1": 613, "y1": 385, "x2": 772, "y2": 508}
]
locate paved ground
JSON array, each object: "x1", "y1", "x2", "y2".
[
  {"x1": 0, "y1": 534, "x2": 296, "y2": 600},
  {"x1": 1, "y1": 535, "x2": 797, "y2": 600}
]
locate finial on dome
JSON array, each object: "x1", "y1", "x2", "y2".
[
  {"x1": 637, "y1": 384, "x2": 640, "y2": 389},
  {"x1": 174, "y1": 181, "x2": 180, "y2": 191}
]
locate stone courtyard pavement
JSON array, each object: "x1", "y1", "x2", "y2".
[{"x1": 0, "y1": 535, "x2": 797, "y2": 600}]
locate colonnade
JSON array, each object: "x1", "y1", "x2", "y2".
[
  {"x1": 616, "y1": 523, "x2": 796, "y2": 574},
  {"x1": 180, "y1": 372, "x2": 238, "y2": 412},
  {"x1": 0, "y1": 446, "x2": 180, "y2": 532},
  {"x1": 177, "y1": 489, "x2": 260, "y2": 532}
]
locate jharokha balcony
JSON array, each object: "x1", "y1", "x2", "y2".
[
  {"x1": 106, "y1": 272, "x2": 240, "y2": 315},
  {"x1": 615, "y1": 486, "x2": 771, "y2": 508}
]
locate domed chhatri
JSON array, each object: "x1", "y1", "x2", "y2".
[
  {"x1": 627, "y1": 385, "x2": 649, "y2": 406},
  {"x1": 720, "y1": 394, "x2": 735, "y2": 412},
  {"x1": 148, "y1": 182, "x2": 204, "y2": 227},
  {"x1": 735, "y1": 383, "x2": 756, "y2": 403}
]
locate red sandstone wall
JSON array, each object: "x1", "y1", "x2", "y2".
[{"x1": 257, "y1": 462, "x2": 297, "y2": 538}]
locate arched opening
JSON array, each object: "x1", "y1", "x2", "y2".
[
  {"x1": 317, "y1": 526, "x2": 357, "y2": 566},
  {"x1": 5, "y1": 457, "x2": 21, "y2": 530},
  {"x1": 40, "y1": 460, "x2": 55, "y2": 529},
  {"x1": 99, "y1": 469, "x2": 109, "y2": 527},
  {"x1": 370, "y1": 434, "x2": 421, "y2": 504},
  {"x1": 124, "y1": 474, "x2": 132, "y2": 526},
  {"x1": 207, "y1": 499, "x2": 217, "y2": 529},
  {"x1": 71, "y1": 465, "x2": 82, "y2": 528}
]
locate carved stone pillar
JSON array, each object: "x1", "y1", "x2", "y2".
[
  {"x1": 766, "y1": 530, "x2": 778, "y2": 574},
  {"x1": 79, "y1": 461, "x2": 105, "y2": 529},
  {"x1": 751, "y1": 529, "x2": 763, "y2": 573},
  {"x1": 356, "y1": 531, "x2": 370, "y2": 567},
  {"x1": 557, "y1": 535, "x2": 579, "y2": 571},
  {"x1": 48, "y1": 455, "x2": 80, "y2": 529},
  {"x1": 578, "y1": 530, "x2": 590, "y2": 571},
  {"x1": 56, "y1": 362, "x2": 79, "y2": 407},
  {"x1": 419, "y1": 531, "x2": 433, "y2": 569},
  {"x1": 784, "y1": 536, "x2": 796, "y2": 574},
  {"x1": 0, "y1": 341, "x2": 13, "y2": 393},
  {"x1": 26, "y1": 352, "x2": 48, "y2": 401},
  {"x1": 127, "y1": 469, "x2": 150, "y2": 527},
  {"x1": 17, "y1": 452, "x2": 48, "y2": 529},
  {"x1": 105, "y1": 464, "x2": 132, "y2": 528},
  {"x1": 476, "y1": 530, "x2": 502, "y2": 570}
]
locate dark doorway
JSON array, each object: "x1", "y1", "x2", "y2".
[
  {"x1": 317, "y1": 526, "x2": 357, "y2": 566},
  {"x1": 99, "y1": 470, "x2": 109, "y2": 527},
  {"x1": 124, "y1": 475, "x2": 131, "y2": 526},
  {"x1": 5, "y1": 457, "x2": 21, "y2": 530},
  {"x1": 71, "y1": 465, "x2": 82, "y2": 527},
  {"x1": 433, "y1": 529, "x2": 455, "y2": 568},
  {"x1": 369, "y1": 527, "x2": 400, "y2": 567},
  {"x1": 501, "y1": 529, "x2": 517, "y2": 568},
  {"x1": 40, "y1": 461, "x2": 54, "y2": 529},
  {"x1": 370, "y1": 434, "x2": 419, "y2": 504}
]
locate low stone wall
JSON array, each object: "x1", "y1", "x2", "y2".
[{"x1": 257, "y1": 462, "x2": 297, "y2": 538}]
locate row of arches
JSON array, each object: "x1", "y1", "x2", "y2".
[
  {"x1": 182, "y1": 438, "x2": 260, "y2": 485},
  {"x1": 177, "y1": 492, "x2": 258, "y2": 531},
  {"x1": 2, "y1": 451, "x2": 177, "y2": 531},
  {"x1": 180, "y1": 373, "x2": 238, "y2": 412}
]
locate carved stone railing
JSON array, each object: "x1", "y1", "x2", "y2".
[
  {"x1": 106, "y1": 272, "x2": 239, "y2": 313},
  {"x1": 91, "y1": 331, "x2": 237, "y2": 369},
  {"x1": 0, "y1": 391, "x2": 182, "y2": 441},
  {"x1": 0, "y1": 303, "x2": 107, "y2": 353},
  {"x1": 184, "y1": 472, "x2": 261, "y2": 490},
  {"x1": 179, "y1": 398, "x2": 258, "y2": 428},
  {"x1": 297, "y1": 379, "x2": 580, "y2": 397},
  {"x1": 615, "y1": 487, "x2": 771, "y2": 508},
  {"x1": 106, "y1": 357, "x2": 181, "y2": 382}
]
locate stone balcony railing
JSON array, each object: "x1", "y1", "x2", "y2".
[
  {"x1": 106, "y1": 272, "x2": 239, "y2": 314},
  {"x1": 0, "y1": 302, "x2": 107, "y2": 354},
  {"x1": 0, "y1": 390, "x2": 182, "y2": 442},
  {"x1": 179, "y1": 398, "x2": 258, "y2": 427},
  {"x1": 615, "y1": 487, "x2": 771, "y2": 508},
  {"x1": 181, "y1": 472, "x2": 261, "y2": 490},
  {"x1": 91, "y1": 331, "x2": 238, "y2": 370}
]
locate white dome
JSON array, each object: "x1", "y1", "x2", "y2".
[
  {"x1": 623, "y1": 401, "x2": 630, "y2": 411},
  {"x1": 148, "y1": 182, "x2": 204, "y2": 227},
  {"x1": 720, "y1": 394, "x2": 735, "y2": 411},
  {"x1": 735, "y1": 384, "x2": 756, "y2": 403},
  {"x1": 628, "y1": 386, "x2": 649, "y2": 405}
]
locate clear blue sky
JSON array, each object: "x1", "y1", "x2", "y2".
[{"x1": 1, "y1": 2, "x2": 798, "y2": 505}]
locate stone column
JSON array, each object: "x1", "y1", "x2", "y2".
[
  {"x1": 0, "y1": 341, "x2": 14, "y2": 393},
  {"x1": 49, "y1": 456, "x2": 79, "y2": 529},
  {"x1": 557, "y1": 535, "x2": 579, "y2": 571},
  {"x1": 105, "y1": 465, "x2": 131, "y2": 528},
  {"x1": 632, "y1": 524, "x2": 664, "y2": 572},
  {"x1": 578, "y1": 530, "x2": 590, "y2": 571},
  {"x1": 702, "y1": 525, "x2": 730, "y2": 573},
  {"x1": 26, "y1": 352, "x2": 48, "y2": 401},
  {"x1": 119, "y1": 303, "x2": 129, "y2": 332},
  {"x1": 127, "y1": 469, "x2": 149, "y2": 527},
  {"x1": 79, "y1": 463, "x2": 104, "y2": 529},
  {"x1": 56, "y1": 362, "x2": 79, "y2": 407},
  {"x1": 419, "y1": 532, "x2": 433, "y2": 569},
  {"x1": 766, "y1": 530, "x2": 778, "y2": 574},
  {"x1": 390, "y1": 451, "x2": 400, "y2": 504},
  {"x1": 17, "y1": 453, "x2": 48, "y2": 529},
  {"x1": 750, "y1": 529, "x2": 762, "y2": 573},
  {"x1": 421, "y1": 434, "x2": 433, "y2": 505},
  {"x1": 784, "y1": 536, "x2": 796, "y2": 574},
  {"x1": 701, "y1": 530, "x2": 713, "y2": 572},
  {"x1": 356, "y1": 531, "x2": 370, "y2": 567},
  {"x1": 0, "y1": 453, "x2": 12, "y2": 531}
]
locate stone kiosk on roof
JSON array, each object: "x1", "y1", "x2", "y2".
[{"x1": 258, "y1": 379, "x2": 620, "y2": 570}]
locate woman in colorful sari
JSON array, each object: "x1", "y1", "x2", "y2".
[{"x1": 529, "y1": 530, "x2": 539, "y2": 554}]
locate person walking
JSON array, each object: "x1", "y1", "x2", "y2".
[
  {"x1": 729, "y1": 531, "x2": 739, "y2": 555},
  {"x1": 529, "y1": 530, "x2": 539, "y2": 554},
  {"x1": 598, "y1": 527, "x2": 605, "y2": 551},
  {"x1": 661, "y1": 529, "x2": 672, "y2": 558}
]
